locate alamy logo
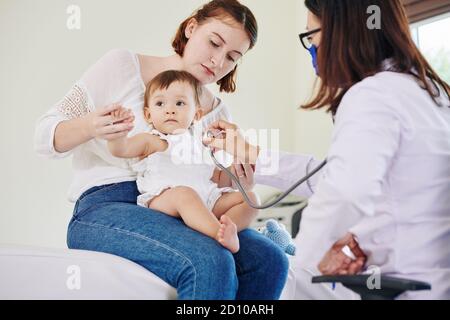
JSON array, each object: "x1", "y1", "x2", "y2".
[
  {"x1": 66, "y1": 265, "x2": 81, "y2": 290},
  {"x1": 367, "y1": 5, "x2": 381, "y2": 30},
  {"x1": 366, "y1": 265, "x2": 381, "y2": 290},
  {"x1": 66, "y1": 5, "x2": 81, "y2": 30},
  {"x1": 168, "y1": 126, "x2": 280, "y2": 175}
]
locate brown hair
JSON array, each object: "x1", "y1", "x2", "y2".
[
  {"x1": 144, "y1": 70, "x2": 203, "y2": 117},
  {"x1": 302, "y1": 0, "x2": 450, "y2": 116},
  {"x1": 172, "y1": 0, "x2": 258, "y2": 93}
]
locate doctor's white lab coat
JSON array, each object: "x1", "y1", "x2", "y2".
[{"x1": 255, "y1": 70, "x2": 450, "y2": 300}]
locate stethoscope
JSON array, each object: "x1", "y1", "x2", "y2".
[{"x1": 206, "y1": 131, "x2": 327, "y2": 210}]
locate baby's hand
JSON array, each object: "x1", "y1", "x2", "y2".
[{"x1": 110, "y1": 107, "x2": 135, "y2": 125}]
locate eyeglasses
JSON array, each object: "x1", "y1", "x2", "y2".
[{"x1": 299, "y1": 28, "x2": 321, "y2": 50}]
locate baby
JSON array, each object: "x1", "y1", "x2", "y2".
[{"x1": 108, "y1": 70, "x2": 258, "y2": 253}]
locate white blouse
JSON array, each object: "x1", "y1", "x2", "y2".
[
  {"x1": 34, "y1": 49, "x2": 232, "y2": 202},
  {"x1": 255, "y1": 71, "x2": 450, "y2": 299}
]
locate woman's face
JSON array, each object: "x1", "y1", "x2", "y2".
[
  {"x1": 306, "y1": 11, "x2": 322, "y2": 47},
  {"x1": 182, "y1": 17, "x2": 251, "y2": 85}
]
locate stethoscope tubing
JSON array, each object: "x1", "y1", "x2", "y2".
[{"x1": 210, "y1": 149, "x2": 327, "y2": 210}]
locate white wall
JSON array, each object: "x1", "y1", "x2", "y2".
[{"x1": 0, "y1": 0, "x2": 332, "y2": 248}]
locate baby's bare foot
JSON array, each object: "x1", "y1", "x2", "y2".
[{"x1": 217, "y1": 215, "x2": 239, "y2": 253}]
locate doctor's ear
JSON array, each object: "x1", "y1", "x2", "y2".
[{"x1": 184, "y1": 18, "x2": 198, "y2": 39}]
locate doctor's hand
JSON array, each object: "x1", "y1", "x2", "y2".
[
  {"x1": 318, "y1": 233, "x2": 367, "y2": 276},
  {"x1": 230, "y1": 160, "x2": 256, "y2": 191},
  {"x1": 203, "y1": 120, "x2": 260, "y2": 164}
]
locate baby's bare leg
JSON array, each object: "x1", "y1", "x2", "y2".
[
  {"x1": 149, "y1": 186, "x2": 239, "y2": 253},
  {"x1": 212, "y1": 191, "x2": 259, "y2": 231},
  {"x1": 149, "y1": 187, "x2": 220, "y2": 238},
  {"x1": 146, "y1": 188, "x2": 180, "y2": 218}
]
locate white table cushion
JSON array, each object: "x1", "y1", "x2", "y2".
[{"x1": 0, "y1": 245, "x2": 177, "y2": 300}]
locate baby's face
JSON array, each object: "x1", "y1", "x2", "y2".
[{"x1": 146, "y1": 82, "x2": 200, "y2": 134}]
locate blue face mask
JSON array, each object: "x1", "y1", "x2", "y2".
[{"x1": 308, "y1": 45, "x2": 319, "y2": 75}]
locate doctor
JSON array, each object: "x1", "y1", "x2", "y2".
[{"x1": 204, "y1": 0, "x2": 450, "y2": 299}]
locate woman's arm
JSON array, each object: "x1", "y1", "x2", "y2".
[
  {"x1": 54, "y1": 104, "x2": 134, "y2": 153},
  {"x1": 34, "y1": 49, "x2": 135, "y2": 158}
]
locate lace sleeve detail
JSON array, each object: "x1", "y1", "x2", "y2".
[{"x1": 56, "y1": 84, "x2": 93, "y2": 119}]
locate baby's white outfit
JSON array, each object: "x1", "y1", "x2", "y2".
[{"x1": 132, "y1": 128, "x2": 234, "y2": 211}]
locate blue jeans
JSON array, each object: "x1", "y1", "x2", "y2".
[{"x1": 67, "y1": 182, "x2": 289, "y2": 300}]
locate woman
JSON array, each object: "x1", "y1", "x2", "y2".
[
  {"x1": 204, "y1": 0, "x2": 450, "y2": 299},
  {"x1": 34, "y1": 0, "x2": 288, "y2": 300}
]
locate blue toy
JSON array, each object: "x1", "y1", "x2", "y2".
[{"x1": 260, "y1": 219, "x2": 296, "y2": 256}]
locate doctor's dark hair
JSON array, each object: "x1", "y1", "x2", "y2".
[
  {"x1": 172, "y1": 0, "x2": 258, "y2": 93},
  {"x1": 302, "y1": 0, "x2": 450, "y2": 115}
]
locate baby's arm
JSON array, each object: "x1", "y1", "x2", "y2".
[
  {"x1": 107, "y1": 109, "x2": 167, "y2": 158},
  {"x1": 108, "y1": 133, "x2": 165, "y2": 159}
]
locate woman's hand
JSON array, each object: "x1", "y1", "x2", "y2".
[
  {"x1": 318, "y1": 233, "x2": 367, "y2": 275},
  {"x1": 203, "y1": 120, "x2": 260, "y2": 164},
  {"x1": 230, "y1": 160, "x2": 256, "y2": 191},
  {"x1": 84, "y1": 104, "x2": 135, "y2": 141}
]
